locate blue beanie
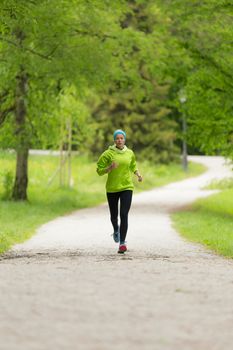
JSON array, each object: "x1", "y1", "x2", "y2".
[{"x1": 113, "y1": 129, "x2": 126, "y2": 140}]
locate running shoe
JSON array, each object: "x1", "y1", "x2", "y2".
[
  {"x1": 118, "y1": 243, "x2": 127, "y2": 254},
  {"x1": 112, "y1": 227, "x2": 120, "y2": 243}
]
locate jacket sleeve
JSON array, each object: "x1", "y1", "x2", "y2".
[
  {"x1": 129, "y1": 151, "x2": 137, "y2": 173},
  {"x1": 96, "y1": 151, "x2": 111, "y2": 176}
]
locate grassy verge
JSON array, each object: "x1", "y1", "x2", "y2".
[
  {"x1": 172, "y1": 178, "x2": 233, "y2": 258},
  {"x1": 0, "y1": 151, "x2": 206, "y2": 253}
]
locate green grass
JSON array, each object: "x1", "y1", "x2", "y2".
[
  {"x1": 0, "y1": 151, "x2": 206, "y2": 253},
  {"x1": 172, "y1": 186, "x2": 233, "y2": 258},
  {"x1": 135, "y1": 160, "x2": 205, "y2": 190},
  {"x1": 205, "y1": 177, "x2": 233, "y2": 190}
]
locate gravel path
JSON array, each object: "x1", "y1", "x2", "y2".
[{"x1": 0, "y1": 156, "x2": 233, "y2": 350}]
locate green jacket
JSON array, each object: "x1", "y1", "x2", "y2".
[{"x1": 96, "y1": 145, "x2": 138, "y2": 193}]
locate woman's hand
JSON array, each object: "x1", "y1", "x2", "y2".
[
  {"x1": 106, "y1": 162, "x2": 118, "y2": 173},
  {"x1": 137, "y1": 174, "x2": 143, "y2": 182},
  {"x1": 134, "y1": 170, "x2": 143, "y2": 182}
]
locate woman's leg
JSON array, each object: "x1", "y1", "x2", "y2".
[
  {"x1": 119, "y1": 190, "x2": 133, "y2": 243},
  {"x1": 106, "y1": 192, "x2": 120, "y2": 232}
]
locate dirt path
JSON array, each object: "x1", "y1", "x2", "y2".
[{"x1": 0, "y1": 156, "x2": 233, "y2": 350}]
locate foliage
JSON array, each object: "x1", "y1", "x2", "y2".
[
  {"x1": 0, "y1": 170, "x2": 14, "y2": 199},
  {"x1": 1, "y1": 0, "x2": 232, "y2": 199},
  {"x1": 205, "y1": 176, "x2": 233, "y2": 190},
  {"x1": 158, "y1": 0, "x2": 233, "y2": 157},
  {"x1": 0, "y1": 0, "x2": 127, "y2": 147},
  {"x1": 88, "y1": 0, "x2": 180, "y2": 163},
  {"x1": 0, "y1": 0, "x2": 129, "y2": 199}
]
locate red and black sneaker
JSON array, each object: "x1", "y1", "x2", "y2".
[{"x1": 118, "y1": 243, "x2": 127, "y2": 254}]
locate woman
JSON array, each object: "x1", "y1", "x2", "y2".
[{"x1": 96, "y1": 129, "x2": 142, "y2": 254}]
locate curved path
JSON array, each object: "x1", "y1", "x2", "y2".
[{"x1": 0, "y1": 156, "x2": 233, "y2": 350}]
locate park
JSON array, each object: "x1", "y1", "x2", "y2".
[{"x1": 0, "y1": 1, "x2": 233, "y2": 349}]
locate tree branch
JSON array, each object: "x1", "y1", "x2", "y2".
[
  {"x1": 0, "y1": 90, "x2": 9, "y2": 101},
  {"x1": 182, "y1": 42, "x2": 233, "y2": 89},
  {"x1": 72, "y1": 28, "x2": 117, "y2": 41},
  {"x1": 0, "y1": 106, "x2": 15, "y2": 127},
  {"x1": 0, "y1": 35, "x2": 53, "y2": 60}
]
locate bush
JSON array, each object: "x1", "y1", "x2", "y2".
[{"x1": 0, "y1": 170, "x2": 14, "y2": 200}]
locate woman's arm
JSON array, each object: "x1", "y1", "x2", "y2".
[
  {"x1": 105, "y1": 162, "x2": 118, "y2": 173},
  {"x1": 134, "y1": 170, "x2": 143, "y2": 182},
  {"x1": 130, "y1": 151, "x2": 142, "y2": 182},
  {"x1": 96, "y1": 151, "x2": 117, "y2": 176}
]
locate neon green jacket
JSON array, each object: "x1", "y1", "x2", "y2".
[{"x1": 96, "y1": 145, "x2": 138, "y2": 193}]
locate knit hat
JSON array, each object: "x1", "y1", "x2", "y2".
[{"x1": 113, "y1": 129, "x2": 126, "y2": 140}]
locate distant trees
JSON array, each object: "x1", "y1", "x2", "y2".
[
  {"x1": 0, "y1": 0, "x2": 126, "y2": 199},
  {"x1": 158, "y1": 0, "x2": 233, "y2": 157},
  {"x1": 89, "y1": 0, "x2": 179, "y2": 163},
  {"x1": 1, "y1": 0, "x2": 231, "y2": 200}
]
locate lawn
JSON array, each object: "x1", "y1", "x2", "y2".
[{"x1": 172, "y1": 179, "x2": 233, "y2": 258}]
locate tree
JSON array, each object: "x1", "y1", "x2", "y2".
[
  {"x1": 158, "y1": 0, "x2": 233, "y2": 157},
  {"x1": 0, "y1": 0, "x2": 127, "y2": 200},
  {"x1": 89, "y1": 0, "x2": 179, "y2": 163}
]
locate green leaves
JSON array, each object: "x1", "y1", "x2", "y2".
[
  {"x1": 1, "y1": 0, "x2": 231, "y2": 167},
  {"x1": 0, "y1": 0, "x2": 127, "y2": 148},
  {"x1": 88, "y1": 0, "x2": 179, "y2": 163},
  {"x1": 158, "y1": 0, "x2": 233, "y2": 157}
]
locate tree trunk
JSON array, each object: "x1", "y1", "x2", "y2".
[
  {"x1": 12, "y1": 71, "x2": 29, "y2": 201},
  {"x1": 182, "y1": 113, "x2": 188, "y2": 172},
  {"x1": 12, "y1": 148, "x2": 29, "y2": 200}
]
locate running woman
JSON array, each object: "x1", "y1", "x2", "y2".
[{"x1": 96, "y1": 129, "x2": 143, "y2": 253}]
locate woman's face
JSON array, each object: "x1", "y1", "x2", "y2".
[{"x1": 114, "y1": 134, "x2": 125, "y2": 149}]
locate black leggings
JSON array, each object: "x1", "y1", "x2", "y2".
[{"x1": 107, "y1": 190, "x2": 133, "y2": 244}]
